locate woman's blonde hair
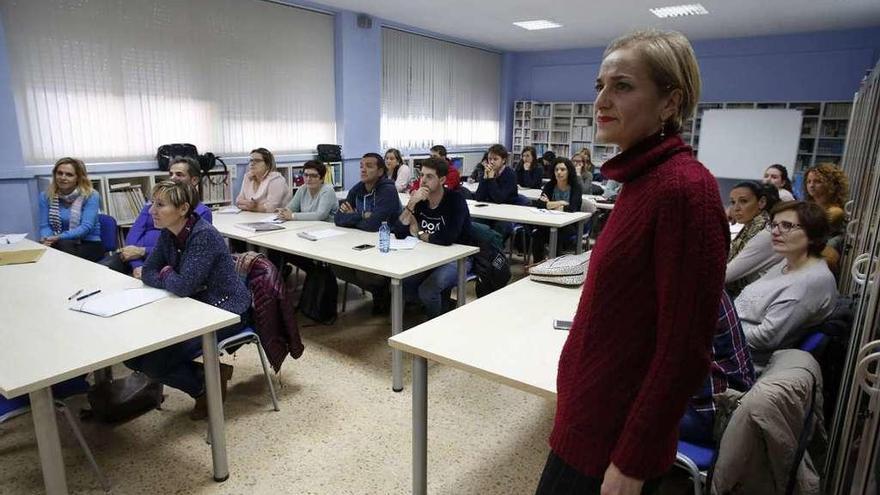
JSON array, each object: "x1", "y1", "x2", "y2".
[
  {"x1": 47, "y1": 157, "x2": 93, "y2": 199},
  {"x1": 805, "y1": 163, "x2": 849, "y2": 208},
  {"x1": 151, "y1": 180, "x2": 197, "y2": 216},
  {"x1": 604, "y1": 29, "x2": 701, "y2": 135}
]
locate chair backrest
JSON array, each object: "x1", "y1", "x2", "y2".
[
  {"x1": 798, "y1": 331, "x2": 829, "y2": 355},
  {"x1": 98, "y1": 214, "x2": 118, "y2": 253}
]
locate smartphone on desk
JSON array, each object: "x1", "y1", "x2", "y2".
[
  {"x1": 553, "y1": 319, "x2": 573, "y2": 331},
  {"x1": 353, "y1": 244, "x2": 374, "y2": 251},
  {"x1": 474, "y1": 203, "x2": 489, "y2": 207}
]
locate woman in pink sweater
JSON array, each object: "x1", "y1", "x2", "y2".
[
  {"x1": 235, "y1": 147, "x2": 291, "y2": 212},
  {"x1": 536, "y1": 30, "x2": 729, "y2": 495}
]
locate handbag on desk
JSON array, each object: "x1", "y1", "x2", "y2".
[{"x1": 529, "y1": 251, "x2": 591, "y2": 286}]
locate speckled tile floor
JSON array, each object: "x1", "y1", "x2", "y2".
[
  {"x1": 1, "y1": 261, "x2": 696, "y2": 495},
  {"x1": 0, "y1": 269, "x2": 562, "y2": 495}
]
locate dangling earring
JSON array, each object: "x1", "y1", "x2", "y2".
[{"x1": 660, "y1": 120, "x2": 666, "y2": 139}]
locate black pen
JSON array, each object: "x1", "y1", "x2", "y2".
[
  {"x1": 67, "y1": 289, "x2": 83, "y2": 300},
  {"x1": 76, "y1": 289, "x2": 102, "y2": 301}
]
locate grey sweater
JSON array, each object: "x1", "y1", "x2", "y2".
[
  {"x1": 725, "y1": 229, "x2": 783, "y2": 288},
  {"x1": 734, "y1": 258, "x2": 837, "y2": 369},
  {"x1": 286, "y1": 184, "x2": 338, "y2": 222}
]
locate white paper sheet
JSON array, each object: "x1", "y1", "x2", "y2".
[
  {"x1": 69, "y1": 287, "x2": 170, "y2": 317},
  {"x1": 0, "y1": 233, "x2": 28, "y2": 244},
  {"x1": 216, "y1": 206, "x2": 241, "y2": 214},
  {"x1": 297, "y1": 228, "x2": 346, "y2": 241},
  {"x1": 390, "y1": 236, "x2": 420, "y2": 250}
]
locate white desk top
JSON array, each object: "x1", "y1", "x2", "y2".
[
  {"x1": 389, "y1": 277, "x2": 581, "y2": 398},
  {"x1": 0, "y1": 240, "x2": 239, "y2": 398},
  {"x1": 516, "y1": 188, "x2": 614, "y2": 211},
  {"x1": 242, "y1": 226, "x2": 478, "y2": 280},
  {"x1": 466, "y1": 200, "x2": 590, "y2": 228},
  {"x1": 212, "y1": 210, "x2": 304, "y2": 240}
]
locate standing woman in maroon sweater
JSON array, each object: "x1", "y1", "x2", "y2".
[{"x1": 535, "y1": 30, "x2": 729, "y2": 495}]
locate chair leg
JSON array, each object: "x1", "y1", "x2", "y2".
[
  {"x1": 675, "y1": 454, "x2": 703, "y2": 495},
  {"x1": 341, "y1": 281, "x2": 349, "y2": 312},
  {"x1": 251, "y1": 337, "x2": 280, "y2": 412},
  {"x1": 55, "y1": 400, "x2": 111, "y2": 493}
]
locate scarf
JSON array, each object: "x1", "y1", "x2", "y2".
[
  {"x1": 728, "y1": 212, "x2": 768, "y2": 262},
  {"x1": 49, "y1": 189, "x2": 84, "y2": 236}
]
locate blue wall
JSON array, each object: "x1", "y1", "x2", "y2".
[{"x1": 506, "y1": 27, "x2": 880, "y2": 145}]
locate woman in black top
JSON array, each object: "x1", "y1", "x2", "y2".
[
  {"x1": 532, "y1": 157, "x2": 583, "y2": 262},
  {"x1": 516, "y1": 146, "x2": 544, "y2": 188}
]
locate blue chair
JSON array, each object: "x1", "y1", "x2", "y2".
[
  {"x1": 798, "y1": 331, "x2": 829, "y2": 355},
  {"x1": 675, "y1": 439, "x2": 716, "y2": 495},
  {"x1": 1, "y1": 376, "x2": 110, "y2": 492},
  {"x1": 97, "y1": 214, "x2": 118, "y2": 254}
]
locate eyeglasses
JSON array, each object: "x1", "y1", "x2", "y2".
[
  {"x1": 248, "y1": 158, "x2": 265, "y2": 164},
  {"x1": 767, "y1": 221, "x2": 802, "y2": 234},
  {"x1": 303, "y1": 172, "x2": 320, "y2": 179}
]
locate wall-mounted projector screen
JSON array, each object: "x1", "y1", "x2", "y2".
[{"x1": 698, "y1": 109, "x2": 802, "y2": 179}]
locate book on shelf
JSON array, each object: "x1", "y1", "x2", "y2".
[{"x1": 108, "y1": 184, "x2": 145, "y2": 224}]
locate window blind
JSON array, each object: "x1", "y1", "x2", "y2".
[
  {"x1": 381, "y1": 28, "x2": 501, "y2": 151},
  {"x1": 0, "y1": 0, "x2": 336, "y2": 165}
]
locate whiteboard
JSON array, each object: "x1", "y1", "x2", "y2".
[{"x1": 698, "y1": 109, "x2": 802, "y2": 179}]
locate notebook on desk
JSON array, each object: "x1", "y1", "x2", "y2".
[
  {"x1": 69, "y1": 287, "x2": 170, "y2": 317},
  {"x1": 0, "y1": 247, "x2": 46, "y2": 266},
  {"x1": 235, "y1": 222, "x2": 284, "y2": 232}
]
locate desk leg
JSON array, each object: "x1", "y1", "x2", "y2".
[
  {"x1": 413, "y1": 356, "x2": 428, "y2": 495},
  {"x1": 456, "y1": 258, "x2": 467, "y2": 307},
  {"x1": 30, "y1": 387, "x2": 68, "y2": 495},
  {"x1": 391, "y1": 279, "x2": 404, "y2": 392},
  {"x1": 202, "y1": 331, "x2": 229, "y2": 482},
  {"x1": 575, "y1": 219, "x2": 585, "y2": 254},
  {"x1": 549, "y1": 227, "x2": 559, "y2": 258}
]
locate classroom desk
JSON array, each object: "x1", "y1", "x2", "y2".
[
  {"x1": 0, "y1": 240, "x2": 239, "y2": 494},
  {"x1": 388, "y1": 277, "x2": 579, "y2": 494},
  {"x1": 516, "y1": 187, "x2": 615, "y2": 211},
  {"x1": 227, "y1": 225, "x2": 478, "y2": 392},
  {"x1": 466, "y1": 200, "x2": 591, "y2": 257},
  {"x1": 211, "y1": 210, "x2": 306, "y2": 241}
]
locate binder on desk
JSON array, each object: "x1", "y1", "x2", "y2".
[
  {"x1": 69, "y1": 287, "x2": 170, "y2": 317},
  {"x1": 0, "y1": 247, "x2": 46, "y2": 266},
  {"x1": 235, "y1": 222, "x2": 284, "y2": 233}
]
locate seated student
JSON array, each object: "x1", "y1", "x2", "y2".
[
  {"x1": 384, "y1": 148, "x2": 412, "y2": 193},
  {"x1": 804, "y1": 162, "x2": 849, "y2": 273},
  {"x1": 540, "y1": 150, "x2": 556, "y2": 179},
  {"x1": 468, "y1": 152, "x2": 488, "y2": 183},
  {"x1": 235, "y1": 147, "x2": 291, "y2": 212},
  {"x1": 763, "y1": 164, "x2": 795, "y2": 202},
  {"x1": 474, "y1": 144, "x2": 518, "y2": 238},
  {"x1": 725, "y1": 181, "x2": 782, "y2": 297},
  {"x1": 276, "y1": 160, "x2": 338, "y2": 222},
  {"x1": 735, "y1": 201, "x2": 838, "y2": 372},
  {"x1": 532, "y1": 158, "x2": 583, "y2": 262},
  {"x1": 394, "y1": 157, "x2": 473, "y2": 318},
  {"x1": 515, "y1": 146, "x2": 544, "y2": 189},
  {"x1": 125, "y1": 180, "x2": 251, "y2": 420},
  {"x1": 680, "y1": 290, "x2": 756, "y2": 443},
  {"x1": 39, "y1": 157, "x2": 103, "y2": 261},
  {"x1": 334, "y1": 153, "x2": 402, "y2": 313},
  {"x1": 571, "y1": 149, "x2": 595, "y2": 194},
  {"x1": 101, "y1": 156, "x2": 211, "y2": 279},
  {"x1": 410, "y1": 144, "x2": 462, "y2": 192}
]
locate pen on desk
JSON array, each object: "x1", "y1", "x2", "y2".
[
  {"x1": 67, "y1": 289, "x2": 83, "y2": 300},
  {"x1": 76, "y1": 289, "x2": 102, "y2": 301}
]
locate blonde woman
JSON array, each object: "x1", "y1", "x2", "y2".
[{"x1": 38, "y1": 157, "x2": 103, "y2": 261}]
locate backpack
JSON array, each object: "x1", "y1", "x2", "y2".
[
  {"x1": 469, "y1": 223, "x2": 510, "y2": 297},
  {"x1": 83, "y1": 371, "x2": 164, "y2": 423},
  {"x1": 298, "y1": 263, "x2": 339, "y2": 324},
  {"x1": 156, "y1": 143, "x2": 199, "y2": 171},
  {"x1": 316, "y1": 144, "x2": 342, "y2": 162}
]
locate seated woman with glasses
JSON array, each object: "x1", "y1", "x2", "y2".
[
  {"x1": 235, "y1": 147, "x2": 291, "y2": 212},
  {"x1": 725, "y1": 181, "x2": 782, "y2": 298},
  {"x1": 734, "y1": 201, "x2": 838, "y2": 372}
]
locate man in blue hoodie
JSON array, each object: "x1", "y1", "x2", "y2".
[
  {"x1": 394, "y1": 157, "x2": 472, "y2": 318},
  {"x1": 334, "y1": 152, "x2": 402, "y2": 313}
]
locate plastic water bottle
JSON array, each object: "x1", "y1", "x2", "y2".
[{"x1": 378, "y1": 221, "x2": 391, "y2": 254}]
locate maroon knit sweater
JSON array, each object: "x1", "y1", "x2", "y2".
[{"x1": 549, "y1": 133, "x2": 729, "y2": 480}]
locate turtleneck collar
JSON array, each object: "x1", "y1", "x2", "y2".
[{"x1": 599, "y1": 133, "x2": 691, "y2": 183}]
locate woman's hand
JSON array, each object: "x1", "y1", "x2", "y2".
[
  {"x1": 41, "y1": 235, "x2": 59, "y2": 246},
  {"x1": 339, "y1": 201, "x2": 353, "y2": 214},
  {"x1": 275, "y1": 208, "x2": 294, "y2": 221},
  {"x1": 485, "y1": 165, "x2": 496, "y2": 179},
  {"x1": 540, "y1": 194, "x2": 550, "y2": 203},
  {"x1": 120, "y1": 245, "x2": 146, "y2": 261},
  {"x1": 600, "y1": 463, "x2": 643, "y2": 495},
  {"x1": 132, "y1": 266, "x2": 143, "y2": 280},
  {"x1": 237, "y1": 198, "x2": 258, "y2": 211}
]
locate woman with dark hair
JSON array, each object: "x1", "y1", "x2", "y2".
[
  {"x1": 571, "y1": 149, "x2": 594, "y2": 192},
  {"x1": 531, "y1": 158, "x2": 583, "y2": 262},
  {"x1": 536, "y1": 30, "x2": 728, "y2": 494},
  {"x1": 276, "y1": 160, "x2": 338, "y2": 222},
  {"x1": 515, "y1": 146, "x2": 544, "y2": 188},
  {"x1": 126, "y1": 180, "x2": 251, "y2": 420},
  {"x1": 763, "y1": 164, "x2": 794, "y2": 201},
  {"x1": 735, "y1": 201, "x2": 837, "y2": 371},
  {"x1": 38, "y1": 157, "x2": 103, "y2": 261},
  {"x1": 384, "y1": 148, "x2": 411, "y2": 192},
  {"x1": 468, "y1": 152, "x2": 489, "y2": 183},
  {"x1": 540, "y1": 150, "x2": 556, "y2": 178},
  {"x1": 235, "y1": 147, "x2": 291, "y2": 212},
  {"x1": 725, "y1": 181, "x2": 782, "y2": 297},
  {"x1": 475, "y1": 144, "x2": 518, "y2": 239}
]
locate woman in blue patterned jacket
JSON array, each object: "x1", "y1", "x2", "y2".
[{"x1": 125, "y1": 180, "x2": 251, "y2": 420}]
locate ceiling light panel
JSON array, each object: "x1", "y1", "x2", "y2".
[
  {"x1": 512, "y1": 20, "x2": 562, "y2": 31},
  {"x1": 650, "y1": 3, "x2": 709, "y2": 18}
]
